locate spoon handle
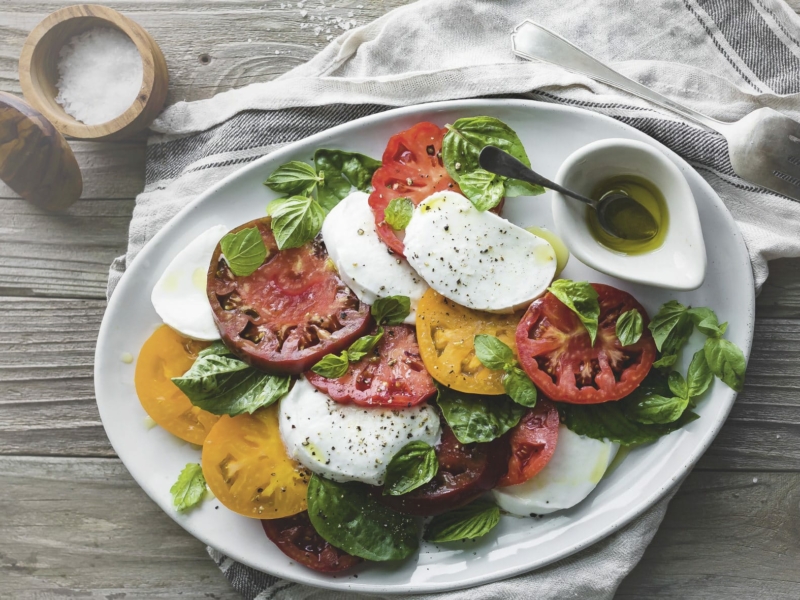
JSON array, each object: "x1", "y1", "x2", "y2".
[{"x1": 478, "y1": 146, "x2": 595, "y2": 207}]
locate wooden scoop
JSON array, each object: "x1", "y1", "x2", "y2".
[{"x1": 0, "y1": 91, "x2": 82, "y2": 211}]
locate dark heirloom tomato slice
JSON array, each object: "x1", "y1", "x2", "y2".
[
  {"x1": 208, "y1": 218, "x2": 372, "y2": 374},
  {"x1": 262, "y1": 511, "x2": 361, "y2": 573},
  {"x1": 369, "y1": 122, "x2": 460, "y2": 257},
  {"x1": 377, "y1": 423, "x2": 510, "y2": 516},
  {"x1": 516, "y1": 283, "x2": 657, "y2": 404},
  {"x1": 498, "y1": 399, "x2": 560, "y2": 487},
  {"x1": 306, "y1": 324, "x2": 436, "y2": 407}
]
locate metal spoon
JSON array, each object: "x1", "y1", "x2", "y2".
[{"x1": 478, "y1": 146, "x2": 658, "y2": 241}]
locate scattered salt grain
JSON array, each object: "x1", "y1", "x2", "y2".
[
  {"x1": 55, "y1": 27, "x2": 143, "y2": 125},
  {"x1": 753, "y1": 477, "x2": 759, "y2": 483}
]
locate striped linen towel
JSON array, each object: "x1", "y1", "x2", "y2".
[{"x1": 108, "y1": 0, "x2": 800, "y2": 598}]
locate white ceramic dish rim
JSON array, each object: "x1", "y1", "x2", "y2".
[{"x1": 94, "y1": 98, "x2": 755, "y2": 595}]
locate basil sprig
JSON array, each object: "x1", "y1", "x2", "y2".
[
  {"x1": 264, "y1": 161, "x2": 321, "y2": 196},
  {"x1": 436, "y1": 385, "x2": 525, "y2": 444},
  {"x1": 219, "y1": 227, "x2": 268, "y2": 276},
  {"x1": 441, "y1": 116, "x2": 544, "y2": 211},
  {"x1": 314, "y1": 149, "x2": 381, "y2": 211},
  {"x1": 424, "y1": 499, "x2": 500, "y2": 543},
  {"x1": 170, "y1": 463, "x2": 206, "y2": 512},
  {"x1": 371, "y1": 295, "x2": 412, "y2": 325},
  {"x1": 473, "y1": 334, "x2": 537, "y2": 407},
  {"x1": 267, "y1": 195, "x2": 326, "y2": 251},
  {"x1": 310, "y1": 328, "x2": 385, "y2": 379},
  {"x1": 383, "y1": 441, "x2": 438, "y2": 496},
  {"x1": 384, "y1": 197, "x2": 414, "y2": 230},
  {"x1": 616, "y1": 309, "x2": 643, "y2": 347},
  {"x1": 307, "y1": 474, "x2": 418, "y2": 561},
  {"x1": 172, "y1": 345, "x2": 291, "y2": 415},
  {"x1": 548, "y1": 279, "x2": 600, "y2": 344}
]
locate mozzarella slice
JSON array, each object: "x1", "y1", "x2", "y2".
[
  {"x1": 279, "y1": 377, "x2": 440, "y2": 485},
  {"x1": 321, "y1": 191, "x2": 428, "y2": 324},
  {"x1": 151, "y1": 225, "x2": 227, "y2": 341},
  {"x1": 404, "y1": 191, "x2": 557, "y2": 312},
  {"x1": 492, "y1": 425, "x2": 618, "y2": 516}
]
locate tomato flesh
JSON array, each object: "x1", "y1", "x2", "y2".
[
  {"x1": 516, "y1": 283, "x2": 656, "y2": 404},
  {"x1": 208, "y1": 218, "x2": 372, "y2": 374},
  {"x1": 369, "y1": 122, "x2": 459, "y2": 256},
  {"x1": 498, "y1": 399, "x2": 560, "y2": 487},
  {"x1": 306, "y1": 324, "x2": 436, "y2": 407},
  {"x1": 262, "y1": 511, "x2": 361, "y2": 573}
]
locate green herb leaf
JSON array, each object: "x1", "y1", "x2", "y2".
[
  {"x1": 424, "y1": 500, "x2": 500, "y2": 543},
  {"x1": 458, "y1": 168, "x2": 505, "y2": 211},
  {"x1": 649, "y1": 300, "x2": 690, "y2": 353},
  {"x1": 269, "y1": 195, "x2": 326, "y2": 250},
  {"x1": 473, "y1": 334, "x2": 516, "y2": 370},
  {"x1": 652, "y1": 354, "x2": 678, "y2": 369},
  {"x1": 688, "y1": 307, "x2": 728, "y2": 338},
  {"x1": 548, "y1": 280, "x2": 600, "y2": 344},
  {"x1": 383, "y1": 441, "x2": 438, "y2": 496},
  {"x1": 504, "y1": 177, "x2": 545, "y2": 198},
  {"x1": 502, "y1": 366, "x2": 538, "y2": 407},
  {"x1": 347, "y1": 328, "x2": 384, "y2": 362},
  {"x1": 371, "y1": 295, "x2": 411, "y2": 326},
  {"x1": 219, "y1": 227, "x2": 267, "y2": 276},
  {"x1": 311, "y1": 352, "x2": 350, "y2": 379},
  {"x1": 264, "y1": 161, "x2": 321, "y2": 196},
  {"x1": 616, "y1": 309, "x2": 643, "y2": 347},
  {"x1": 625, "y1": 393, "x2": 689, "y2": 425},
  {"x1": 314, "y1": 149, "x2": 381, "y2": 211},
  {"x1": 668, "y1": 371, "x2": 688, "y2": 400},
  {"x1": 436, "y1": 386, "x2": 525, "y2": 444},
  {"x1": 686, "y1": 349, "x2": 713, "y2": 400},
  {"x1": 384, "y1": 197, "x2": 414, "y2": 230},
  {"x1": 170, "y1": 463, "x2": 207, "y2": 512},
  {"x1": 704, "y1": 337, "x2": 746, "y2": 392},
  {"x1": 172, "y1": 352, "x2": 291, "y2": 416},
  {"x1": 307, "y1": 474, "x2": 418, "y2": 561},
  {"x1": 198, "y1": 340, "x2": 234, "y2": 358}
]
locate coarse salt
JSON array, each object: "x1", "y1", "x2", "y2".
[{"x1": 55, "y1": 27, "x2": 143, "y2": 125}]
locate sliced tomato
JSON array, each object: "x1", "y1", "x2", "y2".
[
  {"x1": 516, "y1": 283, "x2": 657, "y2": 404},
  {"x1": 262, "y1": 511, "x2": 361, "y2": 573},
  {"x1": 377, "y1": 422, "x2": 509, "y2": 516},
  {"x1": 305, "y1": 324, "x2": 436, "y2": 407},
  {"x1": 416, "y1": 289, "x2": 522, "y2": 395},
  {"x1": 369, "y1": 122, "x2": 459, "y2": 256},
  {"x1": 498, "y1": 399, "x2": 560, "y2": 487},
  {"x1": 208, "y1": 218, "x2": 372, "y2": 374}
]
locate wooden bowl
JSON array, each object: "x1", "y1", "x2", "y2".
[{"x1": 18, "y1": 4, "x2": 168, "y2": 141}]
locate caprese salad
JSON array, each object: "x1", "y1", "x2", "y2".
[{"x1": 134, "y1": 117, "x2": 746, "y2": 574}]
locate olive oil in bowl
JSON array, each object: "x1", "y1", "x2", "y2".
[{"x1": 587, "y1": 175, "x2": 668, "y2": 254}]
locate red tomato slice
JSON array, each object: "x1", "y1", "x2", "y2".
[
  {"x1": 498, "y1": 399, "x2": 560, "y2": 487},
  {"x1": 369, "y1": 122, "x2": 459, "y2": 256},
  {"x1": 208, "y1": 218, "x2": 372, "y2": 374},
  {"x1": 262, "y1": 511, "x2": 361, "y2": 573},
  {"x1": 516, "y1": 283, "x2": 657, "y2": 404},
  {"x1": 306, "y1": 324, "x2": 436, "y2": 407}
]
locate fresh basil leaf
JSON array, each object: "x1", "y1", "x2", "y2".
[
  {"x1": 307, "y1": 474, "x2": 418, "y2": 561},
  {"x1": 625, "y1": 393, "x2": 689, "y2": 425},
  {"x1": 172, "y1": 354, "x2": 290, "y2": 415},
  {"x1": 473, "y1": 334, "x2": 515, "y2": 370},
  {"x1": 264, "y1": 161, "x2": 321, "y2": 196},
  {"x1": 219, "y1": 227, "x2": 268, "y2": 276},
  {"x1": 668, "y1": 371, "x2": 688, "y2": 400},
  {"x1": 436, "y1": 386, "x2": 525, "y2": 444},
  {"x1": 458, "y1": 168, "x2": 505, "y2": 211},
  {"x1": 347, "y1": 328, "x2": 384, "y2": 362},
  {"x1": 424, "y1": 499, "x2": 500, "y2": 543},
  {"x1": 198, "y1": 340, "x2": 233, "y2": 358},
  {"x1": 704, "y1": 337, "x2": 746, "y2": 392},
  {"x1": 383, "y1": 441, "x2": 438, "y2": 496},
  {"x1": 503, "y1": 366, "x2": 538, "y2": 407},
  {"x1": 652, "y1": 354, "x2": 678, "y2": 369},
  {"x1": 560, "y1": 399, "x2": 699, "y2": 445},
  {"x1": 170, "y1": 463, "x2": 206, "y2": 512},
  {"x1": 504, "y1": 177, "x2": 545, "y2": 198},
  {"x1": 269, "y1": 195, "x2": 326, "y2": 250},
  {"x1": 314, "y1": 149, "x2": 381, "y2": 212},
  {"x1": 688, "y1": 307, "x2": 728, "y2": 338},
  {"x1": 311, "y1": 352, "x2": 350, "y2": 379},
  {"x1": 548, "y1": 280, "x2": 600, "y2": 344},
  {"x1": 686, "y1": 349, "x2": 713, "y2": 400},
  {"x1": 649, "y1": 300, "x2": 690, "y2": 352},
  {"x1": 616, "y1": 309, "x2": 643, "y2": 347},
  {"x1": 384, "y1": 197, "x2": 414, "y2": 230},
  {"x1": 371, "y1": 295, "x2": 411, "y2": 325}
]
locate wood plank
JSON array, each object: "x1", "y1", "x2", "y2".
[{"x1": 758, "y1": 257, "x2": 800, "y2": 320}]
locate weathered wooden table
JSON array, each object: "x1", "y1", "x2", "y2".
[{"x1": 1, "y1": 1, "x2": 799, "y2": 598}]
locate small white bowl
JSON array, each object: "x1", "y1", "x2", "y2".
[{"x1": 552, "y1": 138, "x2": 707, "y2": 291}]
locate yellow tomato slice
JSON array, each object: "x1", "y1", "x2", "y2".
[
  {"x1": 135, "y1": 325, "x2": 220, "y2": 444},
  {"x1": 202, "y1": 405, "x2": 309, "y2": 519},
  {"x1": 416, "y1": 289, "x2": 522, "y2": 395}
]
